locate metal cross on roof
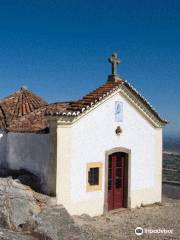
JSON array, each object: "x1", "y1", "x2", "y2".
[{"x1": 108, "y1": 53, "x2": 121, "y2": 76}]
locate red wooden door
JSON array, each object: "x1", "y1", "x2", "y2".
[{"x1": 108, "y1": 152, "x2": 127, "y2": 211}]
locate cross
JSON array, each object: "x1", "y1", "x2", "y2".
[{"x1": 108, "y1": 53, "x2": 121, "y2": 76}]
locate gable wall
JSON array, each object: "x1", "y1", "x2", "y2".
[{"x1": 56, "y1": 91, "x2": 162, "y2": 216}]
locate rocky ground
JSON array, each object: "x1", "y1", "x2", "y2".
[{"x1": 0, "y1": 178, "x2": 179, "y2": 240}]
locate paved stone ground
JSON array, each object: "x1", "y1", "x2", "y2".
[{"x1": 73, "y1": 183, "x2": 180, "y2": 240}]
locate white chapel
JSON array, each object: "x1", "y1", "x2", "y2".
[{"x1": 46, "y1": 53, "x2": 167, "y2": 216}]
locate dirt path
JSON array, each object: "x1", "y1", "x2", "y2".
[{"x1": 73, "y1": 184, "x2": 180, "y2": 239}]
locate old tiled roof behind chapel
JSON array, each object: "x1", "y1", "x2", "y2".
[
  {"x1": 0, "y1": 87, "x2": 49, "y2": 133},
  {"x1": 0, "y1": 78, "x2": 167, "y2": 132}
]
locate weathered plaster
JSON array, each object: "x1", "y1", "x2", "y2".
[
  {"x1": 5, "y1": 132, "x2": 49, "y2": 192},
  {"x1": 0, "y1": 131, "x2": 7, "y2": 168},
  {"x1": 46, "y1": 119, "x2": 57, "y2": 195}
]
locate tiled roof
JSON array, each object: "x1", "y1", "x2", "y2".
[
  {"x1": 0, "y1": 77, "x2": 167, "y2": 132},
  {"x1": 0, "y1": 86, "x2": 48, "y2": 122},
  {"x1": 0, "y1": 87, "x2": 49, "y2": 133},
  {"x1": 46, "y1": 80, "x2": 123, "y2": 116},
  {"x1": 122, "y1": 81, "x2": 168, "y2": 125},
  {"x1": 7, "y1": 103, "x2": 72, "y2": 133},
  {"x1": 46, "y1": 102, "x2": 71, "y2": 115},
  {"x1": 0, "y1": 106, "x2": 6, "y2": 129},
  {"x1": 46, "y1": 79, "x2": 167, "y2": 125},
  {"x1": 7, "y1": 107, "x2": 48, "y2": 133}
]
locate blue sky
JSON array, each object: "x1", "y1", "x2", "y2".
[{"x1": 0, "y1": 0, "x2": 179, "y2": 137}]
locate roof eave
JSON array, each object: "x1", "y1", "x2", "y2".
[
  {"x1": 122, "y1": 81, "x2": 168, "y2": 126},
  {"x1": 45, "y1": 80, "x2": 168, "y2": 128}
]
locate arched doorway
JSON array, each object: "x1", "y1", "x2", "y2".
[{"x1": 104, "y1": 148, "x2": 130, "y2": 212}]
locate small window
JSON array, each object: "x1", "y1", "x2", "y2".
[
  {"x1": 88, "y1": 167, "x2": 99, "y2": 185},
  {"x1": 86, "y1": 162, "x2": 102, "y2": 192}
]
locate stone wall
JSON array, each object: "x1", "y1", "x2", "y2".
[{"x1": 163, "y1": 153, "x2": 180, "y2": 184}]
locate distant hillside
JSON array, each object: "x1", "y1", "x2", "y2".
[{"x1": 163, "y1": 135, "x2": 180, "y2": 154}]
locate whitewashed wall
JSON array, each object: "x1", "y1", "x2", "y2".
[
  {"x1": 0, "y1": 132, "x2": 50, "y2": 192},
  {"x1": 56, "y1": 91, "x2": 162, "y2": 216},
  {"x1": 0, "y1": 131, "x2": 7, "y2": 168}
]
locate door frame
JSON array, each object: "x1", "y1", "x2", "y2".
[{"x1": 103, "y1": 147, "x2": 131, "y2": 213}]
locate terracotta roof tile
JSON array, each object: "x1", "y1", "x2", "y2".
[
  {"x1": 46, "y1": 79, "x2": 167, "y2": 125},
  {"x1": 46, "y1": 80, "x2": 123, "y2": 116},
  {"x1": 0, "y1": 87, "x2": 49, "y2": 133},
  {"x1": 0, "y1": 106, "x2": 7, "y2": 129},
  {"x1": 0, "y1": 87, "x2": 47, "y2": 123},
  {"x1": 45, "y1": 102, "x2": 71, "y2": 115},
  {"x1": 0, "y1": 77, "x2": 167, "y2": 132},
  {"x1": 7, "y1": 107, "x2": 48, "y2": 133}
]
